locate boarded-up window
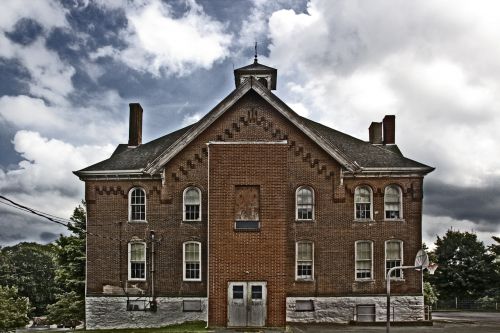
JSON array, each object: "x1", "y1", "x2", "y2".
[
  {"x1": 295, "y1": 300, "x2": 314, "y2": 311},
  {"x1": 235, "y1": 186, "x2": 260, "y2": 221},
  {"x1": 357, "y1": 304, "x2": 375, "y2": 322},
  {"x1": 183, "y1": 300, "x2": 202, "y2": 312}
]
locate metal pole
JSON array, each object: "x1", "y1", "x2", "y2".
[{"x1": 386, "y1": 265, "x2": 420, "y2": 333}]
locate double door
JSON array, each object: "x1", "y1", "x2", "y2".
[{"x1": 227, "y1": 281, "x2": 267, "y2": 327}]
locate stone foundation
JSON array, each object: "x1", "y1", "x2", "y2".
[
  {"x1": 85, "y1": 296, "x2": 207, "y2": 330},
  {"x1": 286, "y1": 296, "x2": 424, "y2": 323}
]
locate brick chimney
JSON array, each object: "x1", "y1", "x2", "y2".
[
  {"x1": 382, "y1": 115, "x2": 395, "y2": 144},
  {"x1": 368, "y1": 122, "x2": 383, "y2": 144},
  {"x1": 128, "y1": 103, "x2": 143, "y2": 147}
]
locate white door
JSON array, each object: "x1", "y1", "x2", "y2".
[{"x1": 228, "y1": 282, "x2": 267, "y2": 327}]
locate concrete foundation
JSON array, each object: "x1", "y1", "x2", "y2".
[
  {"x1": 286, "y1": 296, "x2": 424, "y2": 323},
  {"x1": 85, "y1": 296, "x2": 207, "y2": 329}
]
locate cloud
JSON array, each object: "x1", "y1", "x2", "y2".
[
  {"x1": 91, "y1": 0, "x2": 233, "y2": 77},
  {"x1": 266, "y1": 0, "x2": 500, "y2": 188}
]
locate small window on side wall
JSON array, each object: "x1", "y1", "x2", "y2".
[
  {"x1": 385, "y1": 185, "x2": 402, "y2": 219},
  {"x1": 183, "y1": 187, "x2": 201, "y2": 221},
  {"x1": 296, "y1": 241, "x2": 314, "y2": 280},
  {"x1": 354, "y1": 186, "x2": 372, "y2": 220},
  {"x1": 183, "y1": 241, "x2": 201, "y2": 281},
  {"x1": 296, "y1": 186, "x2": 314, "y2": 221},
  {"x1": 128, "y1": 242, "x2": 146, "y2": 281},
  {"x1": 129, "y1": 187, "x2": 146, "y2": 222}
]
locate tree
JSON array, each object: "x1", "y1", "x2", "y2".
[
  {"x1": 46, "y1": 292, "x2": 84, "y2": 328},
  {"x1": 423, "y1": 282, "x2": 438, "y2": 306},
  {"x1": 0, "y1": 286, "x2": 30, "y2": 332},
  {"x1": 0, "y1": 243, "x2": 59, "y2": 316},
  {"x1": 430, "y1": 229, "x2": 497, "y2": 300},
  {"x1": 49, "y1": 203, "x2": 86, "y2": 325}
]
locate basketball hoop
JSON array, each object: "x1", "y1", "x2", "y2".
[
  {"x1": 427, "y1": 263, "x2": 438, "y2": 275},
  {"x1": 414, "y1": 249, "x2": 429, "y2": 270}
]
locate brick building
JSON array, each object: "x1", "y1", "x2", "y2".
[{"x1": 75, "y1": 58, "x2": 433, "y2": 329}]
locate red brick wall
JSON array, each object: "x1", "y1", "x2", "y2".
[{"x1": 83, "y1": 90, "x2": 425, "y2": 325}]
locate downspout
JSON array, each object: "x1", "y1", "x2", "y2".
[{"x1": 205, "y1": 143, "x2": 210, "y2": 328}]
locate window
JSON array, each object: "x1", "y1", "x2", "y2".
[
  {"x1": 355, "y1": 241, "x2": 373, "y2": 280},
  {"x1": 386, "y1": 240, "x2": 403, "y2": 279},
  {"x1": 356, "y1": 304, "x2": 375, "y2": 322},
  {"x1": 385, "y1": 185, "x2": 402, "y2": 219},
  {"x1": 183, "y1": 300, "x2": 202, "y2": 312},
  {"x1": 354, "y1": 186, "x2": 372, "y2": 220},
  {"x1": 183, "y1": 241, "x2": 201, "y2": 281},
  {"x1": 296, "y1": 186, "x2": 314, "y2": 220},
  {"x1": 128, "y1": 242, "x2": 146, "y2": 280},
  {"x1": 129, "y1": 188, "x2": 146, "y2": 221},
  {"x1": 296, "y1": 242, "x2": 314, "y2": 280},
  {"x1": 295, "y1": 300, "x2": 314, "y2": 312},
  {"x1": 251, "y1": 285, "x2": 263, "y2": 299},
  {"x1": 183, "y1": 187, "x2": 201, "y2": 221}
]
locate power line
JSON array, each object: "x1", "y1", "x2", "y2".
[{"x1": 0, "y1": 195, "x2": 131, "y2": 243}]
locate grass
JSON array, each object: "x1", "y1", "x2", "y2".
[{"x1": 77, "y1": 321, "x2": 208, "y2": 333}]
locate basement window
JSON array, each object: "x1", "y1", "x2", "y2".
[
  {"x1": 234, "y1": 220, "x2": 260, "y2": 230},
  {"x1": 183, "y1": 300, "x2": 202, "y2": 312},
  {"x1": 295, "y1": 300, "x2": 314, "y2": 312},
  {"x1": 127, "y1": 300, "x2": 147, "y2": 311}
]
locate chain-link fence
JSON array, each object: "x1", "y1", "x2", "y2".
[{"x1": 433, "y1": 298, "x2": 499, "y2": 311}]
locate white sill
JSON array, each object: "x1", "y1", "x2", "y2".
[
  {"x1": 383, "y1": 219, "x2": 405, "y2": 222},
  {"x1": 355, "y1": 279, "x2": 375, "y2": 282},
  {"x1": 296, "y1": 278, "x2": 314, "y2": 282},
  {"x1": 128, "y1": 220, "x2": 148, "y2": 224},
  {"x1": 128, "y1": 278, "x2": 146, "y2": 282},
  {"x1": 183, "y1": 279, "x2": 202, "y2": 282},
  {"x1": 386, "y1": 278, "x2": 405, "y2": 282},
  {"x1": 183, "y1": 220, "x2": 202, "y2": 223},
  {"x1": 295, "y1": 219, "x2": 315, "y2": 223},
  {"x1": 354, "y1": 219, "x2": 375, "y2": 223}
]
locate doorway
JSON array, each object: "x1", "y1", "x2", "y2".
[{"x1": 227, "y1": 281, "x2": 267, "y2": 327}]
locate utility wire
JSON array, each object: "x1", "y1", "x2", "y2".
[{"x1": 0, "y1": 195, "x2": 131, "y2": 243}]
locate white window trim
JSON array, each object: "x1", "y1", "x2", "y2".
[
  {"x1": 183, "y1": 186, "x2": 202, "y2": 222},
  {"x1": 295, "y1": 241, "x2": 314, "y2": 281},
  {"x1": 384, "y1": 185, "x2": 403, "y2": 220},
  {"x1": 355, "y1": 240, "x2": 374, "y2": 281},
  {"x1": 385, "y1": 240, "x2": 404, "y2": 280},
  {"x1": 128, "y1": 187, "x2": 147, "y2": 222},
  {"x1": 128, "y1": 241, "x2": 146, "y2": 281},
  {"x1": 183, "y1": 241, "x2": 202, "y2": 282},
  {"x1": 295, "y1": 186, "x2": 315, "y2": 221},
  {"x1": 354, "y1": 185, "x2": 374, "y2": 221}
]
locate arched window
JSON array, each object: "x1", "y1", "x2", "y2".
[
  {"x1": 296, "y1": 241, "x2": 314, "y2": 280},
  {"x1": 129, "y1": 187, "x2": 146, "y2": 222},
  {"x1": 385, "y1": 240, "x2": 403, "y2": 279},
  {"x1": 128, "y1": 242, "x2": 146, "y2": 280},
  {"x1": 183, "y1": 187, "x2": 201, "y2": 221},
  {"x1": 355, "y1": 240, "x2": 373, "y2": 280},
  {"x1": 183, "y1": 241, "x2": 201, "y2": 281},
  {"x1": 296, "y1": 186, "x2": 314, "y2": 220},
  {"x1": 354, "y1": 186, "x2": 372, "y2": 219},
  {"x1": 385, "y1": 185, "x2": 402, "y2": 219}
]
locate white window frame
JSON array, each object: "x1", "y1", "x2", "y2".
[
  {"x1": 384, "y1": 185, "x2": 403, "y2": 220},
  {"x1": 385, "y1": 240, "x2": 404, "y2": 280},
  {"x1": 295, "y1": 186, "x2": 315, "y2": 221},
  {"x1": 128, "y1": 242, "x2": 146, "y2": 281},
  {"x1": 355, "y1": 240, "x2": 373, "y2": 281},
  {"x1": 295, "y1": 241, "x2": 314, "y2": 281},
  {"x1": 183, "y1": 241, "x2": 202, "y2": 281},
  {"x1": 128, "y1": 187, "x2": 147, "y2": 222},
  {"x1": 354, "y1": 185, "x2": 373, "y2": 221},
  {"x1": 183, "y1": 187, "x2": 202, "y2": 221}
]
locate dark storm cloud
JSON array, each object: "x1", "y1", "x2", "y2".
[
  {"x1": 0, "y1": 58, "x2": 30, "y2": 96},
  {"x1": 0, "y1": 122, "x2": 22, "y2": 169},
  {"x1": 40, "y1": 231, "x2": 58, "y2": 242},
  {"x1": 0, "y1": 207, "x2": 68, "y2": 246},
  {"x1": 425, "y1": 178, "x2": 500, "y2": 231},
  {"x1": 5, "y1": 18, "x2": 44, "y2": 45}
]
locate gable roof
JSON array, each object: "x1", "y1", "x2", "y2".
[{"x1": 74, "y1": 77, "x2": 433, "y2": 178}]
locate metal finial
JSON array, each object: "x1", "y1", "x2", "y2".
[{"x1": 254, "y1": 41, "x2": 258, "y2": 63}]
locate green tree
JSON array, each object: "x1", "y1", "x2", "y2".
[
  {"x1": 0, "y1": 243, "x2": 59, "y2": 316},
  {"x1": 0, "y1": 286, "x2": 30, "y2": 332},
  {"x1": 430, "y1": 230, "x2": 497, "y2": 300},
  {"x1": 49, "y1": 203, "x2": 86, "y2": 324},
  {"x1": 423, "y1": 282, "x2": 438, "y2": 306},
  {"x1": 46, "y1": 292, "x2": 84, "y2": 328}
]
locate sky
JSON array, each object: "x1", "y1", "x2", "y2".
[{"x1": 0, "y1": 0, "x2": 499, "y2": 249}]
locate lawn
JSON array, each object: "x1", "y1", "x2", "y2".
[{"x1": 76, "y1": 321, "x2": 208, "y2": 333}]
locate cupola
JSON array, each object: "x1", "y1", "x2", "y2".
[{"x1": 234, "y1": 49, "x2": 277, "y2": 90}]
